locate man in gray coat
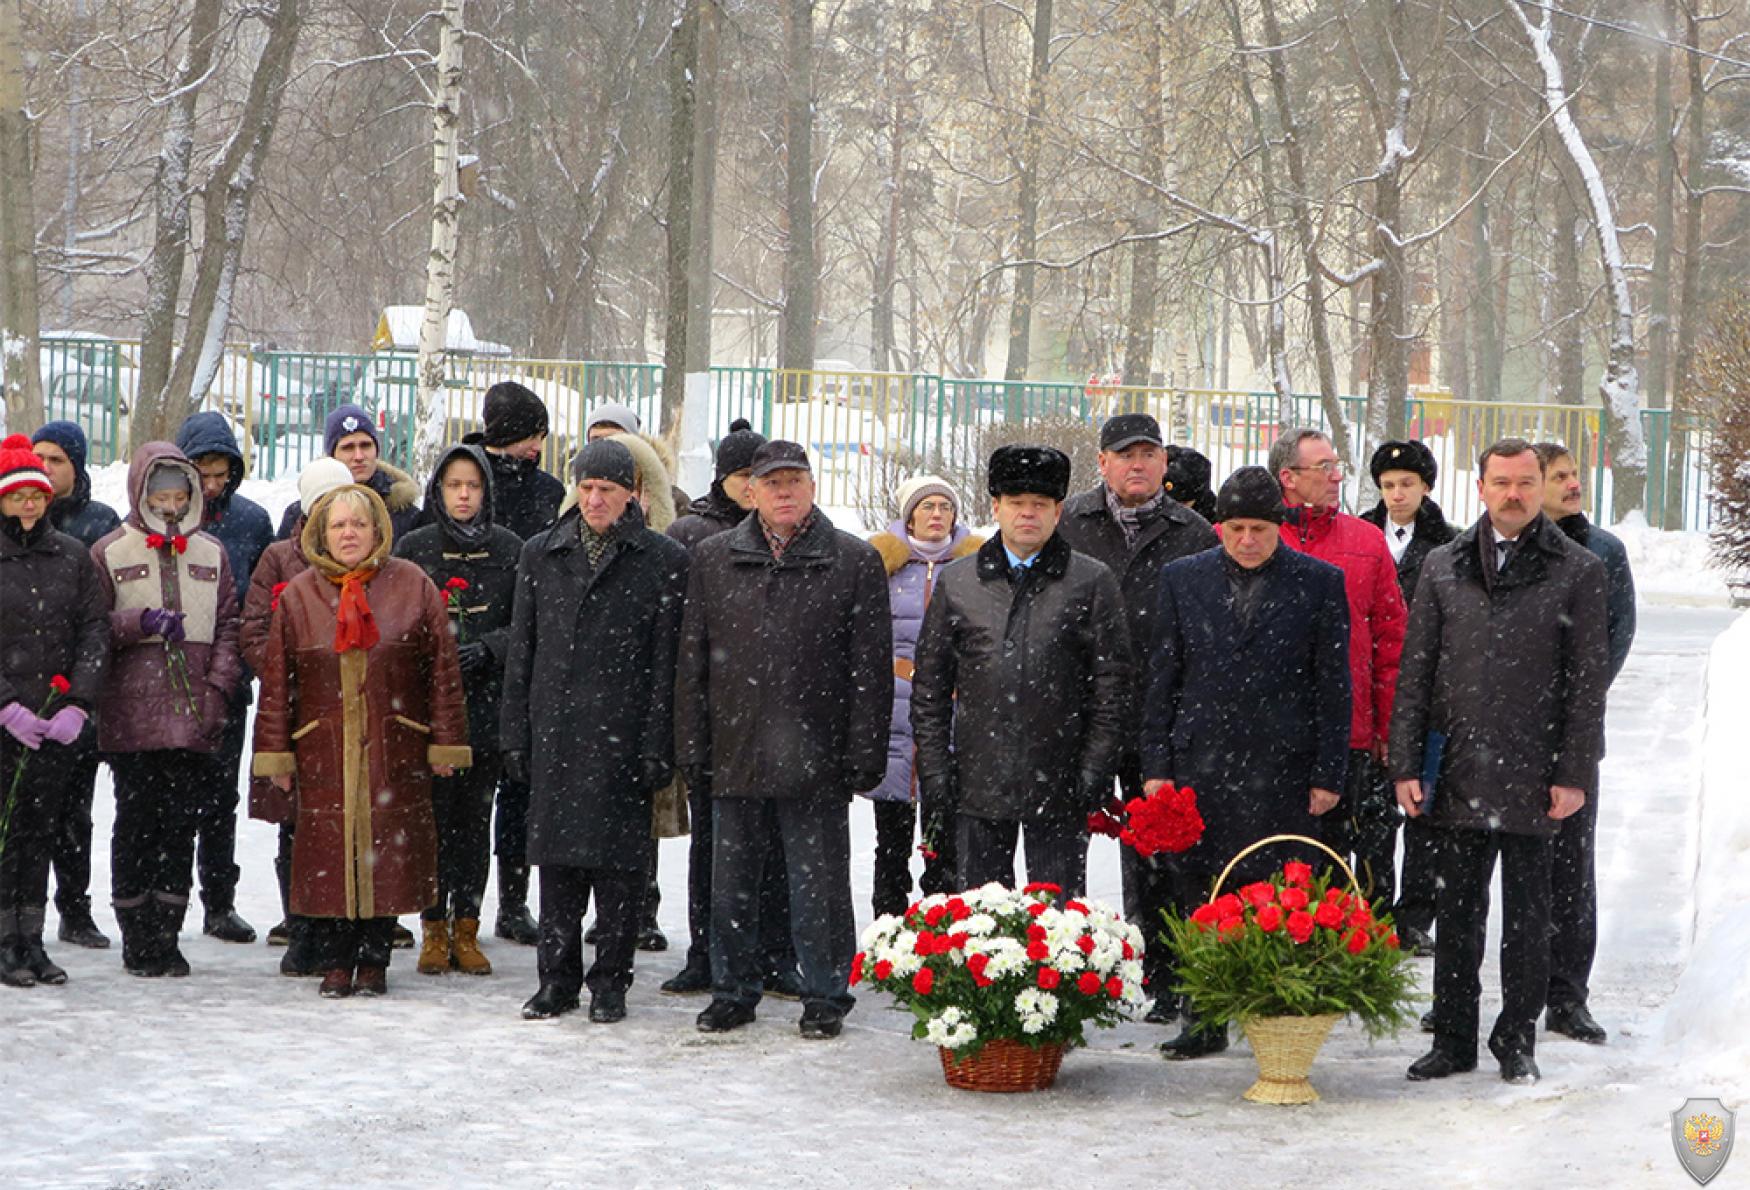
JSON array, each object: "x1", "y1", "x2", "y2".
[
  {"x1": 911, "y1": 445, "x2": 1131, "y2": 899},
  {"x1": 1392, "y1": 438, "x2": 1609, "y2": 1086},
  {"x1": 675, "y1": 440, "x2": 892, "y2": 1040}
]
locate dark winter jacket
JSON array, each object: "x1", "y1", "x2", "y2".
[
  {"x1": 1141, "y1": 545, "x2": 1352, "y2": 874},
  {"x1": 866, "y1": 522, "x2": 984, "y2": 805},
  {"x1": 675, "y1": 508, "x2": 892, "y2": 800},
  {"x1": 500, "y1": 504, "x2": 689, "y2": 869},
  {"x1": 668, "y1": 487, "x2": 749, "y2": 552},
  {"x1": 911, "y1": 532, "x2": 1131, "y2": 823},
  {"x1": 90, "y1": 444, "x2": 243, "y2": 754},
  {"x1": 394, "y1": 444, "x2": 522, "y2": 752},
  {"x1": 1388, "y1": 514, "x2": 1610, "y2": 839},
  {"x1": 1361, "y1": 496, "x2": 1458, "y2": 610},
  {"x1": 275, "y1": 459, "x2": 422, "y2": 545},
  {"x1": 39, "y1": 444, "x2": 120, "y2": 549},
  {"x1": 459, "y1": 431, "x2": 566, "y2": 541},
  {"x1": 1278, "y1": 504, "x2": 1406, "y2": 751},
  {"x1": 1557, "y1": 513, "x2": 1636, "y2": 686},
  {"x1": 251, "y1": 491, "x2": 470, "y2": 918},
  {"x1": 174, "y1": 411, "x2": 273, "y2": 605},
  {"x1": 1056, "y1": 484, "x2": 1219, "y2": 740},
  {"x1": 0, "y1": 517, "x2": 110, "y2": 721}
]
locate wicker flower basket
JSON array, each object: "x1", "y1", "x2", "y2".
[
  {"x1": 1241, "y1": 1014, "x2": 1342, "y2": 1104},
  {"x1": 939, "y1": 1038, "x2": 1067, "y2": 1093}
]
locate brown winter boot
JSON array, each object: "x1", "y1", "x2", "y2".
[
  {"x1": 450, "y1": 918, "x2": 492, "y2": 975},
  {"x1": 417, "y1": 920, "x2": 451, "y2": 975}
]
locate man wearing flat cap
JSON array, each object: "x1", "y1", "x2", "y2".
[
  {"x1": 911, "y1": 444, "x2": 1131, "y2": 899},
  {"x1": 675, "y1": 440, "x2": 892, "y2": 1040},
  {"x1": 1058, "y1": 413, "x2": 1217, "y2": 1020},
  {"x1": 1142, "y1": 465, "x2": 1352, "y2": 1059},
  {"x1": 500, "y1": 438, "x2": 690, "y2": 1023}
]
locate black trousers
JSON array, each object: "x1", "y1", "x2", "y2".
[
  {"x1": 956, "y1": 812, "x2": 1089, "y2": 899},
  {"x1": 641, "y1": 841, "x2": 661, "y2": 927},
  {"x1": 1, "y1": 736, "x2": 75, "y2": 914},
  {"x1": 683, "y1": 781, "x2": 796, "y2": 977},
  {"x1": 1394, "y1": 816, "x2": 1441, "y2": 936},
  {"x1": 1546, "y1": 780, "x2": 1599, "y2": 1011},
  {"x1": 1432, "y1": 827, "x2": 1553, "y2": 1061},
  {"x1": 493, "y1": 774, "x2": 531, "y2": 867},
  {"x1": 193, "y1": 692, "x2": 249, "y2": 910},
  {"x1": 1326, "y1": 749, "x2": 1399, "y2": 911},
  {"x1": 305, "y1": 916, "x2": 396, "y2": 969},
  {"x1": 424, "y1": 752, "x2": 500, "y2": 922},
  {"x1": 709, "y1": 797, "x2": 855, "y2": 1014},
  {"x1": 872, "y1": 795, "x2": 959, "y2": 918},
  {"x1": 109, "y1": 750, "x2": 202, "y2": 906},
  {"x1": 50, "y1": 740, "x2": 101, "y2": 914},
  {"x1": 539, "y1": 864, "x2": 641, "y2": 997}
]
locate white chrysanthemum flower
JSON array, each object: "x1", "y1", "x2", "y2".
[
  {"x1": 859, "y1": 916, "x2": 902, "y2": 950},
  {"x1": 890, "y1": 952, "x2": 924, "y2": 978},
  {"x1": 959, "y1": 913, "x2": 997, "y2": 936}
]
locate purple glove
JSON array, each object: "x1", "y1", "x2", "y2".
[
  {"x1": 140, "y1": 608, "x2": 186, "y2": 643},
  {"x1": 0, "y1": 702, "x2": 47, "y2": 750},
  {"x1": 43, "y1": 705, "x2": 88, "y2": 747}
]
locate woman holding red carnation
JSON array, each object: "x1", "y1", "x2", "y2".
[{"x1": 0, "y1": 436, "x2": 110, "y2": 987}]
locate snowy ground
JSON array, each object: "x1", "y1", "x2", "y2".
[{"x1": 1, "y1": 606, "x2": 1739, "y2": 1188}]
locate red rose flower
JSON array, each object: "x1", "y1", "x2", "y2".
[
  {"x1": 924, "y1": 904, "x2": 948, "y2": 927},
  {"x1": 1384, "y1": 933, "x2": 1401, "y2": 950},
  {"x1": 1345, "y1": 928, "x2": 1369, "y2": 955},
  {"x1": 1106, "y1": 977, "x2": 1124, "y2": 999},
  {"x1": 1348, "y1": 909, "x2": 1374, "y2": 930},
  {"x1": 1189, "y1": 903, "x2": 1221, "y2": 931},
  {"x1": 1286, "y1": 910, "x2": 1316, "y2": 944},
  {"x1": 1217, "y1": 916, "x2": 1245, "y2": 942},
  {"x1": 1314, "y1": 901, "x2": 1345, "y2": 930},
  {"x1": 1077, "y1": 971, "x2": 1103, "y2": 996},
  {"x1": 946, "y1": 932, "x2": 970, "y2": 951},
  {"x1": 1282, "y1": 860, "x2": 1313, "y2": 887},
  {"x1": 913, "y1": 931, "x2": 937, "y2": 955},
  {"x1": 1278, "y1": 887, "x2": 1310, "y2": 912},
  {"x1": 1026, "y1": 922, "x2": 1048, "y2": 943},
  {"x1": 1026, "y1": 902, "x2": 1048, "y2": 918},
  {"x1": 1212, "y1": 893, "x2": 1244, "y2": 918},
  {"x1": 1324, "y1": 887, "x2": 1345, "y2": 904},
  {"x1": 1076, "y1": 935, "x2": 1096, "y2": 956},
  {"x1": 1239, "y1": 881, "x2": 1275, "y2": 908},
  {"x1": 967, "y1": 952, "x2": 992, "y2": 986},
  {"x1": 49, "y1": 674, "x2": 71, "y2": 695},
  {"x1": 946, "y1": 898, "x2": 970, "y2": 921},
  {"x1": 1037, "y1": 967, "x2": 1061, "y2": 990},
  {"x1": 1026, "y1": 940, "x2": 1050, "y2": 962},
  {"x1": 444, "y1": 576, "x2": 470, "y2": 592},
  {"x1": 850, "y1": 952, "x2": 865, "y2": 984},
  {"x1": 912, "y1": 967, "x2": 934, "y2": 995},
  {"x1": 874, "y1": 959, "x2": 893, "y2": 981},
  {"x1": 1256, "y1": 904, "x2": 1284, "y2": 932}
]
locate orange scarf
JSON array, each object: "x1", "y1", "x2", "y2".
[{"x1": 325, "y1": 567, "x2": 381, "y2": 653}]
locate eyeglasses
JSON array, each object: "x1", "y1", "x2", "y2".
[
  {"x1": 6, "y1": 489, "x2": 48, "y2": 504},
  {"x1": 1290, "y1": 461, "x2": 1344, "y2": 476}
]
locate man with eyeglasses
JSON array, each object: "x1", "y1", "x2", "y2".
[{"x1": 1268, "y1": 428, "x2": 1407, "y2": 915}]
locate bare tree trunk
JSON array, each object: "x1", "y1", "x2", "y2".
[
  {"x1": 1120, "y1": 14, "x2": 1164, "y2": 388},
  {"x1": 136, "y1": 0, "x2": 223, "y2": 432},
  {"x1": 412, "y1": 0, "x2": 466, "y2": 477},
  {"x1": 0, "y1": 0, "x2": 43, "y2": 433},
  {"x1": 1647, "y1": 0, "x2": 1677, "y2": 415},
  {"x1": 1668, "y1": 5, "x2": 1706, "y2": 529},
  {"x1": 1510, "y1": 0, "x2": 1646, "y2": 516},
  {"x1": 1551, "y1": 183, "x2": 1585, "y2": 405},
  {"x1": 1002, "y1": 0, "x2": 1052, "y2": 383},
  {"x1": 778, "y1": 0, "x2": 816, "y2": 371},
  {"x1": 1437, "y1": 228, "x2": 1469, "y2": 400},
  {"x1": 58, "y1": 0, "x2": 88, "y2": 329},
  {"x1": 1467, "y1": 116, "x2": 1502, "y2": 404},
  {"x1": 871, "y1": 4, "x2": 909, "y2": 373}
]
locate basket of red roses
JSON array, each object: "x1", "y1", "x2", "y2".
[
  {"x1": 852, "y1": 883, "x2": 1149, "y2": 1092},
  {"x1": 1164, "y1": 834, "x2": 1419, "y2": 1105}
]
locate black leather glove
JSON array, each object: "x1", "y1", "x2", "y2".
[
  {"x1": 503, "y1": 749, "x2": 530, "y2": 786},
  {"x1": 681, "y1": 766, "x2": 712, "y2": 796},
  {"x1": 455, "y1": 641, "x2": 489, "y2": 675},
  {"x1": 642, "y1": 756, "x2": 674, "y2": 793},
  {"x1": 1078, "y1": 769, "x2": 1113, "y2": 812},
  {"x1": 919, "y1": 772, "x2": 957, "y2": 840}
]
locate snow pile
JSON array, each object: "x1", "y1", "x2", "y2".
[
  {"x1": 1662, "y1": 611, "x2": 1750, "y2": 1096},
  {"x1": 1607, "y1": 512, "x2": 1733, "y2": 606}
]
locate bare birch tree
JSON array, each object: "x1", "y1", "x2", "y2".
[
  {"x1": 413, "y1": 0, "x2": 467, "y2": 477},
  {"x1": 0, "y1": 0, "x2": 43, "y2": 432}
]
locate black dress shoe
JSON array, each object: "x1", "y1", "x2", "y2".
[
  {"x1": 1400, "y1": 926, "x2": 1436, "y2": 957},
  {"x1": 1419, "y1": 1009, "x2": 1437, "y2": 1034},
  {"x1": 1546, "y1": 1002, "x2": 1608, "y2": 1045},
  {"x1": 57, "y1": 908, "x2": 111, "y2": 950},
  {"x1": 522, "y1": 984, "x2": 581, "y2": 1020},
  {"x1": 660, "y1": 962, "x2": 712, "y2": 996},
  {"x1": 203, "y1": 909, "x2": 257, "y2": 944},
  {"x1": 1497, "y1": 1051, "x2": 1540, "y2": 1085},
  {"x1": 763, "y1": 970, "x2": 803, "y2": 1001},
  {"x1": 588, "y1": 989, "x2": 628, "y2": 1023},
  {"x1": 696, "y1": 999, "x2": 757, "y2": 1033},
  {"x1": 637, "y1": 924, "x2": 669, "y2": 953},
  {"x1": 1407, "y1": 1048, "x2": 1478, "y2": 1080},
  {"x1": 496, "y1": 907, "x2": 539, "y2": 946},
  {"x1": 799, "y1": 1003, "x2": 844, "y2": 1040},
  {"x1": 1159, "y1": 1024, "x2": 1228, "y2": 1060}
]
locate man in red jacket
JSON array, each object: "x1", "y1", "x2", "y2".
[{"x1": 1268, "y1": 428, "x2": 1407, "y2": 910}]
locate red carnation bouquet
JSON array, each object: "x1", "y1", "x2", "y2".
[
  {"x1": 1087, "y1": 780, "x2": 1204, "y2": 857},
  {"x1": 442, "y1": 576, "x2": 471, "y2": 641}
]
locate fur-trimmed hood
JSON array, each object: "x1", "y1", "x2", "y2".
[
  {"x1": 557, "y1": 431, "x2": 677, "y2": 533},
  {"x1": 369, "y1": 459, "x2": 421, "y2": 513},
  {"x1": 868, "y1": 522, "x2": 983, "y2": 576}
]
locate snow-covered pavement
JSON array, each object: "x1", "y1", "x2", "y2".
[{"x1": 2, "y1": 607, "x2": 1738, "y2": 1188}]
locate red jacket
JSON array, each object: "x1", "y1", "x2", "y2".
[{"x1": 1277, "y1": 505, "x2": 1405, "y2": 751}]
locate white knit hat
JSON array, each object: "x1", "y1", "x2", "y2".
[
  {"x1": 298, "y1": 457, "x2": 355, "y2": 515},
  {"x1": 896, "y1": 473, "x2": 959, "y2": 528}
]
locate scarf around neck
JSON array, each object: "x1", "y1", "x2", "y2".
[{"x1": 324, "y1": 566, "x2": 381, "y2": 653}]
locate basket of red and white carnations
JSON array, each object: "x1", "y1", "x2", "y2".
[{"x1": 852, "y1": 882, "x2": 1149, "y2": 1092}]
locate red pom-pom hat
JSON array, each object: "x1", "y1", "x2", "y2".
[{"x1": 0, "y1": 433, "x2": 53, "y2": 499}]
